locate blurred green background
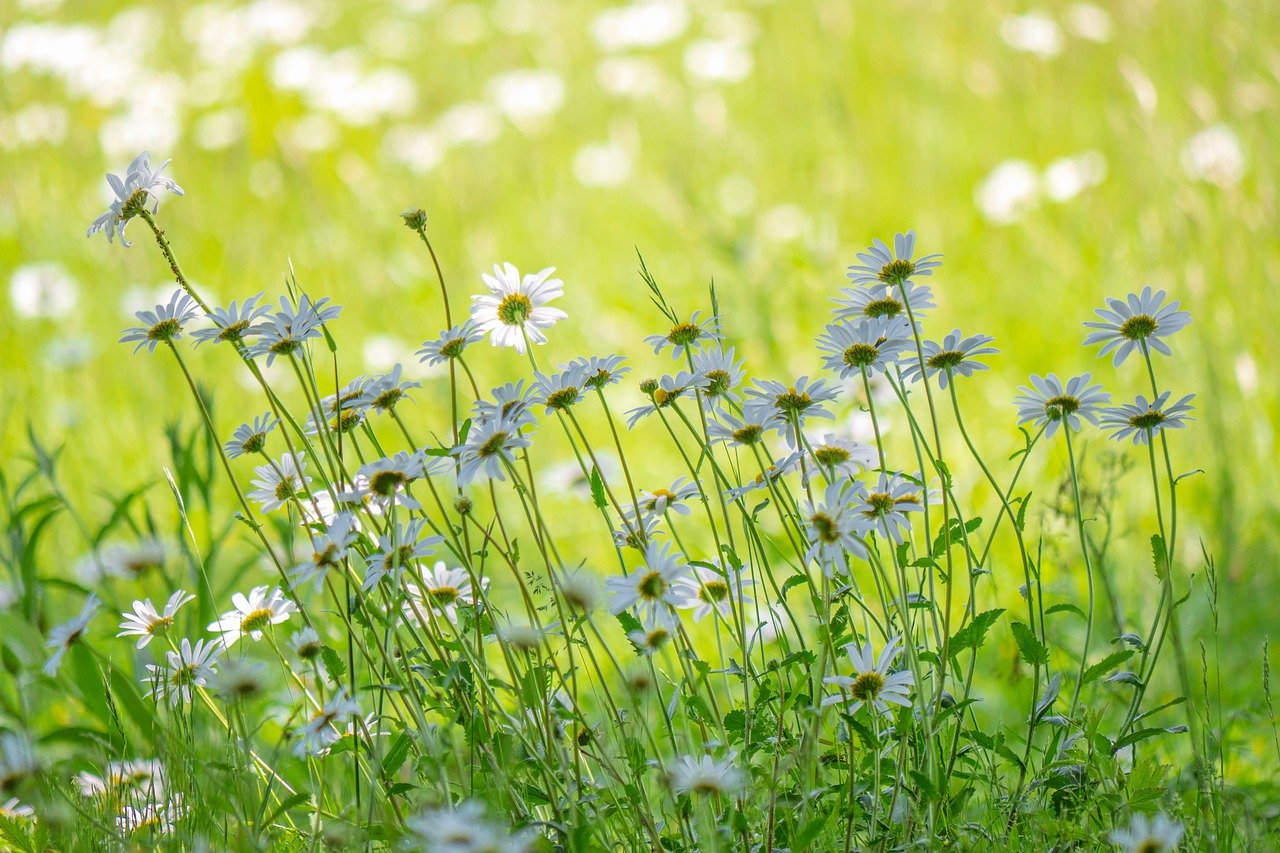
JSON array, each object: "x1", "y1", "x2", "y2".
[{"x1": 1, "y1": 0, "x2": 1276, "y2": 733}]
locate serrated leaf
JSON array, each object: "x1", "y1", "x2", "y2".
[
  {"x1": 1151, "y1": 534, "x2": 1168, "y2": 580},
  {"x1": 949, "y1": 608, "x2": 1005, "y2": 659},
  {"x1": 1011, "y1": 621, "x2": 1049, "y2": 666},
  {"x1": 588, "y1": 466, "x2": 607, "y2": 510},
  {"x1": 320, "y1": 646, "x2": 348, "y2": 681}
]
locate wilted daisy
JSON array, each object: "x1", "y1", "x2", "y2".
[
  {"x1": 119, "y1": 290, "x2": 199, "y2": 354},
  {"x1": 145, "y1": 638, "x2": 222, "y2": 706},
  {"x1": 245, "y1": 295, "x2": 342, "y2": 365},
  {"x1": 692, "y1": 346, "x2": 746, "y2": 408},
  {"x1": 633, "y1": 477, "x2": 700, "y2": 519},
  {"x1": 706, "y1": 410, "x2": 784, "y2": 447},
  {"x1": 355, "y1": 364, "x2": 421, "y2": 414},
  {"x1": 289, "y1": 513, "x2": 359, "y2": 592},
  {"x1": 191, "y1": 293, "x2": 271, "y2": 347},
  {"x1": 854, "y1": 473, "x2": 926, "y2": 543},
  {"x1": 247, "y1": 452, "x2": 311, "y2": 513},
  {"x1": 473, "y1": 380, "x2": 538, "y2": 429},
  {"x1": 834, "y1": 280, "x2": 936, "y2": 323},
  {"x1": 44, "y1": 594, "x2": 100, "y2": 676},
  {"x1": 671, "y1": 559, "x2": 753, "y2": 622},
  {"x1": 533, "y1": 363, "x2": 589, "y2": 414},
  {"x1": 362, "y1": 518, "x2": 443, "y2": 591},
  {"x1": 406, "y1": 800, "x2": 534, "y2": 853},
  {"x1": 822, "y1": 635, "x2": 915, "y2": 717},
  {"x1": 293, "y1": 688, "x2": 360, "y2": 757},
  {"x1": 804, "y1": 481, "x2": 871, "y2": 573},
  {"x1": 667, "y1": 754, "x2": 746, "y2": 797},
  {"x1": 417, "y1": 319, "x2": 484, "y2": 366},
  {"x1": 224, "y1": 413, "x2": 279, "y2": 459},
  {"x1": 455, "y1": 416, "x2": 533, "y2": 486},
  {"x1": 1014, "y1": 373, "x2": 1110, "y2": 437},
  {"x1": 606, "y1": 541, "x2": 689, "y2": 626},
  {"x1": 624, "y1": 371, "x2": 712, "y2": 428},
  {"x1": 1110, "y1": 812, "x2": 1185, "y2": 852},
  {"x1": 846, "y1": 231, "x2": 942, "y2": 286},
  {"x1": 208, "y1": 586, "x2": 296, "y2": 647},
  {"x1": 645, "y1": 311, "x2": 722, "y2": 359},
  {"x1": 471, "y1": 262, "x2": 567, "y2": 354},
  {"x1": 403, "y1": 562, "x2": 487, "y2": 625},
  {"x1": 563, "y1": 353, "x2": 630, "y2": 389},
  {"x1": 212, "y1": 658, "x2": 268, "y2": 702},
  {"x1": 118, "y1": 590, "x2": 195, "y2": 649},
  {"x1": 743, "y1": 376, "x2": 841, "y2": 447},
  {"x1": 86, "y1": 151, "x2": 184, "y2": 247},
  {"x1": 817, "y1": 317, "x2": 913, "y2": 378},
  {"x1": 354, "y1": 451, "x2": 427, "y2": 511},
  {"x1": 1101, "y1": 392, "x2": 1195, "y2": 445},
  {"x1": 0, "y1": 734, "x2": 38, "y2": 793},
  {"x1": 1083, "y1": 287, "x2": 1192, "y2": 366},
  {"x1": 901, "y1": 329, "x2": 998, "y2": 389},
  {"x1": 290, "y1": 626, "x2": 323, "y2": 661}
]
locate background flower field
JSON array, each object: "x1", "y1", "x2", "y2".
[{"x1": 1, "y1": 0, "x2": 1278, "y2": 850}]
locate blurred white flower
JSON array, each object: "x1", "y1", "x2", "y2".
[
  {"x1": 1181, "y1": 124, "x2": 1245, "y2": 187},
  {"x1": 488, "y1": 69, "x2": 565, "y2": 128},
  {"x1": 975, "y1": 159, "x2": 1039, "y2": 224},
  {"x1": 1043, "y1": 151, "x2": 1107, "y2": 202},
  {"x1": 684, "y1": 39, "x2": 753, "y2": 84},
  {"x1": 9, "y1": 263, "x2": 78, "y2": 320},
  {"x1": 574, "y1": 141, "x2": 633, "y2": 187},
  {"x1": 1065, "y1": 4, "x2": 1112, "y2": 42},
  {"x1": 999, "y1": 13, "x2": 1062, "y2": 58},
  {"x1": 591, "y1": 0, "x2": 688, "y2": 52}
]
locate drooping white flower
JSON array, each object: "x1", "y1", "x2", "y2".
[
  {"x1": 44, "y1": 594, "x2": 100, "y2": 676},
  {"x1": 355, "y1": 364, "x2": 421, "y2": 414},
  {"x1": 247, "y1": 452, "x2": 311, "y2": 513},
  {"x1": 76, "y1": 759, "x2": 164, "y2": 798},
  {"x1": 454, "y1": 416, "x2": 532, "y2": 487},
  {"x1": 671, "y1": 559, "x2": 753, "y2": 623},
  {"x1": 0, "y1": 734, "x2": 39, "y2": 792},
  {"x1": 667, "y1": 754, "x2": 746, "y2": 796},
  {"x1": 624, "y1": 371, "x2": 712, "y2": 428},
  {"x1": 834, "y1": 280, "x2": 936, "y2": 324},
  {"x1": 632, "y1": 477, "x2": 700, "y2": 520},
  {"x1": 207, "y1": 586, "x2": 296, "y2": 647},
  {"x1": 644, "y1": 310, "x2": 722, "y2": 359},
  {"x1": 853, "y1": 473, "x2": 927, "y2": 544},
  {"x1": 605, "y1": 541, "x2": 689, "y2": 627},
  {"x1": 289, "y1": 513, "x2": 360, "y2": 592},
  {"x1": 245, "y1": 295, "x2": 342, "y2": 365},
  {"x1": 1100, "y1": 392, "x2": 1195, "y2": 445},
  {"x1": 901, "y1": 329, "x2": 999, "y2": 389},
  {"x1": 816, "y1": 317, "x2": 913, "y2": 378},
  {"x1": 417, "y1": 319, "x2": 485, "y2": 366},
  {"x1": 293, "y1": 688, "x2": 359, "y2": 757},
  {"x1": 87, "y1": 151, "x2": 184, "y2": 247},
  {"x1": 804, "y1": 481, "x2": 871, "y2": 574},
  {"x1": 406, "y1": 800, "x2": 535, "y2": 853},
  {"x1": 191, "y1": 293, "x2": 272, "y2": 347},
  {"x1": 224, "y1": 413, "x2": 280, "y2": 459},
  {"x1": 822, "y1": 635, "x2": 915, "y2": 717},
  {"x1": 361, "y1": 518, "x2": 443, "y2": 591},
  {"x1": 470, "y1": 262, "x2": 566, "y2": 354},
  {"x1": 118, "y1": 590, "x2": 195, "y2": 649},
  {"x1": 743, "y1": 376, "x2": 840, "y2": 447}
]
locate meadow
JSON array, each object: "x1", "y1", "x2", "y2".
[{"x1": 1, "y1": 0, "x2": 1278, "y2": 849}]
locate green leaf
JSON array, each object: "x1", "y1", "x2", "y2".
[
  {"x1": 320, "y1": 646, "x2": 348, "y2": 682},
  {"x1": 1083, "y1": 650, "x2": 1135, "y2": 685},
  {"x1": 1045, "y1": 603, "x2": 1087, "y2": 620},
  {"x1": 589, "y1": 466, "x2": 607, "y2": 510},
  {"x1": 1011, "y1": 621, "x2": 1049, "y2": 666},
  {"x1": 382, "y1": 731, "x2": 414, "y2": 776},
  {"x1": 1151, "y1": 534, "x2": 1168, "y2": 580},
  {"x1": 948, "y1": 609, "x2": 1005, "y2": 659},
  {"x1": 795, "y1": 815, "x2": 827, "y2": 847},
  {"x1": 1014, "y1": 492, "x2": 1032, "y2": 532},
  {"x1": 1112, "y1": 725, "x2": 1188, "y2": 752}
]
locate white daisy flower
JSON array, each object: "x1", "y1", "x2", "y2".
[
  {"x1": 245, "y1": 295, "x2": 342, "y2": 365},
  {"x1": 289, "y1": 513, "x2": 360, "y2": 592},
  {"x1": 671, "y1": 559, "x2": 753, "y2": 623},
  {"x1": 44, "y1": 594, "x2": 100, "y2": 676},
  {"x1": 247, "y1": 452, "x2": 311, "y2": 513},
  {"x1": 403, "y1": 562, "x2": 487, "y2": 625},
  {"x1": 0, "y1": 798, "x2": 33, "y2": 819},
  {"x1": 417, "y1": 319, "x2": 485, "y2": 366},
  {"x1": 1083, "y1": 286, "x2": 1192, "y2": 366},
  {"x1": 834, "y1": 279, "x2": 936, "y2": 324},
  {"x1": 454, "y1": 417, "x2": 532, "y2": 487},
  {"x1": 605, "y1": 541, "x2": 689, "y2": 627},
  {"x1": 706, "y1": 410, "x2": 784, "y2": 447},
  {"x1": 212, "y1": 657, "x2": 268, "y2": 702},
  {"x1": 304, "y1": 376, "x2": 371, "y2": 437},
  {"x1": 743, "y1": 376, "x2": 841, "y2": 448},
  {"x1": 352, "y1": 451, "x2": 427, "y2": 511},
  {"x1": 644, "y1": 310, "x2": 722, "y2": 359},
  {"x1": 613, "y1": 512, "x2": 660, "y2": 551},
  {"x1": 118, "y1": 290, "x2": 199, "y2": 354},
  {"x1": 1100, "y1": 392, "x2": 1195, "y2": 445},
  {"x1": 692, "y1": 346, "x2": 746, "y2": 409},
  {"x1": 846, "y1": 231, "x2": 942, "y2": 285},
  {"x1": 191, "y1": 293, "x2": 271, "y2": 347},
  {"x1": 563, "y1": 353, "x2": 630, "y2": 389},
  {"x1": 473, "y1": 380, "x2": 538, "y2": 429},
  {"x1": 624, "y1": 371, "x2": 712, "y2": 428},
  {"x1": 293, "y1": 688, "x2": 359, "y2": 757},
  {"x1": 76, "y1": 759, "x2": 164, "y2": 798},
  {"x1": 0, "y1": 734, "x2": 39, "y2": 792},
  {"x1": 86, "y1": 151, "x2": 184, "y2": 247},
  {"x1": 627, "y1": 620, "x2": 675, "y2": 656},
  {"x1": 362, "y1": 518, "x2": 443, "y2": 591},
  {"x1": 633, "y1": 477, "x2": 700, "y2": 519},
  {"x1": 1110, "y1": 812, "x2": 1185, "y2": 852},
  {"x1": 355, "y1": 364, "x2": 421, "y2": 414},
  {"x1": 406, "y1": 800, "x2": 534, "y2": 853},
  {"x1": 75, "y1": 538, "x2": 168, "y2": 583},
  {"x1": 822, "y1": 635, "x2": 915, "y2": 717},
  {"x1": 145, "y1": 638, "x2": 222, "y2": 706},
  {"x1": 532, "y1": 362, "x2": 590, "y2": 414},
  {"x1": 817, "y1": 317, "x2": 913, "y2": 378},
  {"x1": 724, "y1": 463, "x2": 786, "y2": 503},
  {"x1": 804, "y1": 481, "x2": 871, "y2": 574},
  {"x1": 853, "y1": 473, "x2": 926, "y2": 543},
  {"x1": 207, "y1": 586, "x2": 296, "y2": 648},
  {"x1": 118, "y1": 590, "x2": 195, "y2": 649},
  {"x1": 117, "y1": 798, "x2": 184, "y2": 835},
  {"x1": 470, "y1": 262, "x2": 567, "y2": 354},
  {"x1": 289, "y1": 626, "x2": 324, "y2": 662},
  {"x1": 901, "y1": 329, "x2": 999, "y2": 389},
  {"x1": 224, "y1": 413, "x2": 279, "y2": 459},
  {"x1": 667, "y1": 754, "x2": 746, "y2": 796},
  {"x1": 1014, "y1": 373, "x2": 1110, "y2": 437}
]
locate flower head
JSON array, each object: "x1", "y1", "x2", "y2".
[
  {"x1": 417, "y1": 319, "x2": 484, "y2": 366},
  {"x1": 645, "y1": 311, "x2": 722, "y2": 359},
  {"x1": 632, "y1": 477, "x2": 700, "y2": 520},
  {"x1": 293, "y1": 688, "x2": 360, "y2": 757},
  {"x1": 1014, "y1": 373, "x2": 1110, "y2": 437},
  {"x1": 804, "y1": 481, "x2": 871, "y2": 574},
  {"x1": 1109, "y1": 812, "x2": 1185, "y2": 852},
  {"x1": 671, "y1": 559, "x2": 753, "y2": 623},
  {"x1": 692, "y1": 346, "x2": 746, "y2": 409},
  {"x1": 454, "y1": 416, "x2": 533, "y2": 487},
  {"x1": 822, "y1": 635, "x2": 915, "y2": 717},
  {"x1": 191, "y1": 293, "x2": 271, "y2": 346},
  {"x1": 854, "y1": 473, "x2": 927, "y2": 543},
  {"x1": 471, "y1": 262, "x2": 567, "y2": 353},
  {"x1": 834, "y1": 280, "x2": 936, "y2": 323},
  {"x1": 474, "y1": 380, "x2": 538, "y2": 429},
  {"x1": 355, "y1": 364, "x2": 421, "y2": 414},
  {"x1": 606, "y1": 541, "x2": 689, "y2": 626},
  {"x1": 817, "y1": 317, "x2": 913, "y2": 378},
  {"x1": 846, "y1": 231, "x2": 942, "y2": 286},
  {"x1": 118, "y1": 290, "x2": 199, "y2": 354},
  {"x1": 145, "y1": 638, "x2": 221, "y2": 706},
  {"x1": 248, "y1": 452, "x2": 311, "y2": 513},
  {"x1": 667, "y1": 754, "x2": 746, "y2": 797},
  {"x1": 624, "y1": 371, "x2": 712, "y2": 428},
  {"x1": 563, "y1": 354, "x2": 630, "y2": 390},
  {"x1": 1083, "y1": 287, "x2": 1192, "y2": 366},
  {"x1": 245, "y1": 295, "x2": 342, "y2": 365},
  {"x1": 352, "y1": 451, "x2": 429, "y2": 511},
  {"x1": 289, "y1": 514, "x2": 360, "y2": 592},
  {"x1": 224, "y1": 413, "x2": 280, "y2": 458},
  {"x1": 533, "y1": 363, "x2": 589, "y2": 414},
  {"x1": 362, "y1": 518, "x2": 443, "y2": 591},
  {"x1": 901, "y1": 329, "x2": 998, "y2": 388},
  {"x1": 403, "y1": 562, "x2": 486, "y2": 625},
  {"x1": 118, "y1": 590, "x2": 195, "y2": 649},
  {"x1": 407, "y1": 801, "x2": 535, "y2": 853},
  {"x1": 743, "y1": 376, "x2": 841, "y2": 447},
  {"x1": 207, "y1": 586, "x2": 296, "y2": 647},
  {"x1": 44, "y1": 594, "x2": 100, "y2": 676},
  {"x1": 1101, "y1": 391, "x2": 1195, "y2": 445},
  {"x1": 706, "y1": 410, "x2": 784, "y2": 447},
  {"x1": 87, "y1": 151, "x2": 183, "y2": 247}
]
